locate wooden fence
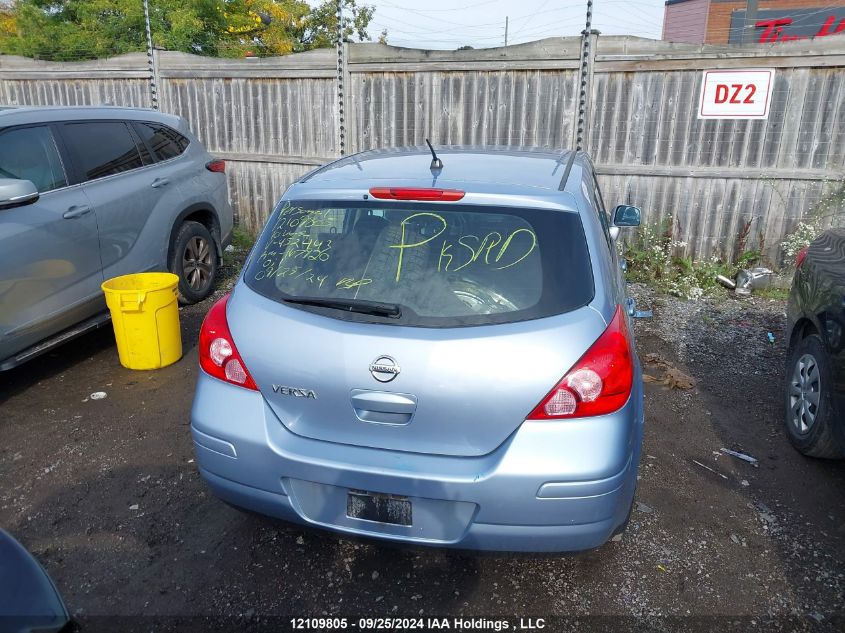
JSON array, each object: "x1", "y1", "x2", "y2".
[{"x1": 1, "y1": 35, "x2": 844, "y2": 263}]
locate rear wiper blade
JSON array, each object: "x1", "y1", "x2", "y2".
[{"x1": 282, "y1": 296, "x2": 402, "y2": 318}]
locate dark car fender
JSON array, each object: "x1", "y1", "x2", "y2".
[{"x1": 0, "y1": 529, "x2": 70, "y2": 633}]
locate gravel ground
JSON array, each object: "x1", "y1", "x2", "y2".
[
  {"x1": 0, "y1": 272, "x2": 843, "y2": 633},
  {"x1": 629, "y1": 283, "x2": 845, "y2": 620}
]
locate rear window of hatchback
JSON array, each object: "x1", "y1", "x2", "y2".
[{"x1": 243, "y1": 200, "x2": 594, "y2": 327}]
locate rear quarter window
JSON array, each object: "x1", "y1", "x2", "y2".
[
  {"x1": 244, "y1": 201, "x2": 594, "y2": 327},
  {"x1": 132, "y1": 122, "x2": 190, "y2": 161}
]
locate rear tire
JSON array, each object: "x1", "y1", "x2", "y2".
[
  {"x1": 784, "y1": 334, "x2": 843, "y2": 458},
  {"x1": 169, "y1": 221, "x2": 217, "y2": 304},
  {"x1": 363, "y1": 223, "x2": 470, "y2": 314}
]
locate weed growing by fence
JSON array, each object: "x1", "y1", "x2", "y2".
[
  {"x1": 623, "y1": 216, "x2": 762, "y2": 300},
  {"x1": 779, "y1": 178, "x2": 845, "y2": 266}
]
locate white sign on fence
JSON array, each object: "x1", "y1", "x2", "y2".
[{"x1": 698, "y1": 69, "x2": 776, "y2": 119}]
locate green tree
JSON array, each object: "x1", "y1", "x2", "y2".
[
  {"x1": 0, "y1": 5, "x2": 16, "y2": 40},
  {"x1": 294, "y1": 0, "x2": 373, "y2": 51},
  {"x1": 0, "y1": 0, "x2": 375, "y2": 60}
]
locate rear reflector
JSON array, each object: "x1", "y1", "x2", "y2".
[
  {"x1": 206, "y1": 159, "x2": 226, "y2": 173},
  {"x1": 527, "y1": 305, "x2": 634, "y2": 419},
  {"x1": 795, "y1": 246, "x2": 809, "y2": 269},
  {"x1": 369, "y1": 187, "x2": 465, "y2": 201}
]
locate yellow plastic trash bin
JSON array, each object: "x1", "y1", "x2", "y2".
[{"x1": 101, "y1": 272, "x2": 182, "y2": 370}]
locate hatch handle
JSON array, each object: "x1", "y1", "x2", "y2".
[{"x1": 350, "y1": 389, "x2": 417, "y2": 425}]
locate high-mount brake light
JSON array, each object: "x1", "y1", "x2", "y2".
[
  {"x1": 198, "y1": 293, "x2": 258, "y2": 390},
  {"x1": 368, "y1": 187, "x2": 465, "y2": 201},
  {"x1": 527, "y1": 305, "x2": 634, "y2": 419}
]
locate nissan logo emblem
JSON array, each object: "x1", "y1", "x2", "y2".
[{"x1": 369, "y1": 356, "x2": 400, "y2": 382}]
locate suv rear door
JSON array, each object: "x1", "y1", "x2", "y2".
[
  {"x1": 57, "y1": 120, "x2": 187, "y2": 280},
  {"x1": 0, "y1": 124, "x2": 102, "y2": 361}
]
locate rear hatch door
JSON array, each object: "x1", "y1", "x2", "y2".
[{"x1": 231, "y1": 198, "x2": 602, "y2": 457}]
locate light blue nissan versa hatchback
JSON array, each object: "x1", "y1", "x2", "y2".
[{"x1": 190, "y1": 146, "x2": 646, "y2": 552}]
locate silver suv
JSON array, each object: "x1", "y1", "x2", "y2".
[
  {"x1": 191, "y1": 146, "x2": 646, "y2": 552},
  {"x1": 0, "y1": 106, "x2": 234, "y2": 370}
]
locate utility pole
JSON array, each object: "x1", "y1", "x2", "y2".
[
  {"x1": 743, "y1": 0, "x2": 759, "y2": 44},
  {"x1": 142, "y1": 0, "x2": 159, "y2": 110},
  {"x1": 504, "y1": 16, "x2": 509, "y2": 47}
]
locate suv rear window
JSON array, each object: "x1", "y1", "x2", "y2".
[{"x1": 244, "y1": 201, "x2": 594, "y2": 327}]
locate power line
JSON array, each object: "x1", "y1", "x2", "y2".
[
  {"x1": 377, "y1": 0, "x2": 500, "y2": 13},
  {"x1": 369, "y1": 1, "x2": 668, "y2": 47},
  {"x1": 509, "y1": 0, "x2": 554, "y2": 39}
]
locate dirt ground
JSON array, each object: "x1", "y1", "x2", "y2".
[{"x1": 1, "y1": 273, "x2": 843, "y2": 632}]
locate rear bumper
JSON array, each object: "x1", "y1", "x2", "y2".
[{"x1": 191, "y1": 372, "x2": 644, "y2": 552}]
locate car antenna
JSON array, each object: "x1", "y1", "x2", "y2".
[{"x1": 426, "y1": 139, "x2": 443, "y2": 171}]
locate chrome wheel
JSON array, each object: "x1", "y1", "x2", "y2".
[
  {"x1": 789, "y1": 353, "x2": 821, "y2": 435},
  {"x1": 182, "y1": 236, "x2": 212, "y2": 291}
]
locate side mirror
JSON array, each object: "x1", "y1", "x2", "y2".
[
  {"x1": 0, "y1": 178, "x2": 39, "y2": 210},
  {"x1": 613, "y1": 204, "x2": 641, "y2": 227}
]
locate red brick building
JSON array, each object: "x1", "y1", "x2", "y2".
[{"x1": 662, "y1": 0, "x2": 845, "y2": 44}]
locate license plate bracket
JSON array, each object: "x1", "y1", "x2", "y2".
[{"x1": 346, "y1": 489, "x2": 412, "y2": 526}]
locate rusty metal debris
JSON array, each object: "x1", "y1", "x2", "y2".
[
  {"x1": 734, "y1": 267, "x2": 774, "y2": 296},
  {"x1": 716, "y1": 267, "x2": 774, "y2": 296},
  {"x1": 716, "y1": 275, "x2": 736, "y2": 290},
  {"x1": 642, "y1": 353, "x2": 696, "y2": 390}
]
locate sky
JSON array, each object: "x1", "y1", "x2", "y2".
[{"x1": 344, "y1": 0, "x2": 666, "y2": 50}]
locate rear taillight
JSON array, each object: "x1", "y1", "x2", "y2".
[
  {"x1": 206, "y1": 159, "x2": 226, "y2": 173},
  {"x1": 795, "y1": 246, "x2": 809, "y2": 269},
  {"x1": 368, "y1": 187, "x2": 465, "y2": 201},
  {"x1": 527, "y1": 305, "x2": 634, "y2": 419},
  {"x1": 199, "y1": 294, "x2": 257, "y2": 390}
]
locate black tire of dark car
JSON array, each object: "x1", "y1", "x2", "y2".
[
  {"x1": 784, "y1": 334, "x2": 844, "y2": 458},
  {"x1": 169, "y1": 221, "x2": 217, "y2": 304}
]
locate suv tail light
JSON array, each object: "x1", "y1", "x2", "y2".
[
  {"x1": 206, "y1": 159, "x2": 226, "y2": 173},
  {"x1": 795, "y1": 246, "x2": 809, "y2": 269},
  {"x1": 199, "y1": 294, "x2": 257, "y2": 390},
  {"x1": 369, "y1": 187, "x2": 465, "y2": 201},
  {"x1": 527, "y1": 305, "x2": 634, "y2": 419}
]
